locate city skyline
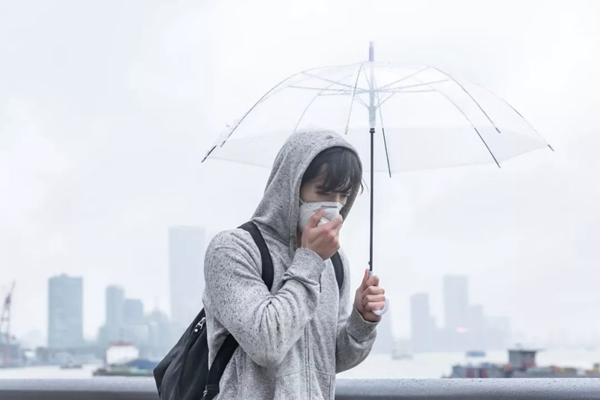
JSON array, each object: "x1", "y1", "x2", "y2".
[{"x1": 410, "y1": 275, "x2": 510, "y2": 353}]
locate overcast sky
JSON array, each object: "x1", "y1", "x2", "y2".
[{"x1": 2, "y1": 0, "x2": 600, "y2": 344}]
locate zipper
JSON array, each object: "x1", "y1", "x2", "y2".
[
  {"x1": 176, "y1": 316, "x2": 206, "y2": 398},
  {"x1": 194, "y1": 317, "x2": 206, "y2": 333}
]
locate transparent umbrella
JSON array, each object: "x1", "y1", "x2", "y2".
[{"x1": 202, "y1": 42, "x2": 553, "y2": 276}]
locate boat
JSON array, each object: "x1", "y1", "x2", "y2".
[
  {"x1": 92, "y1": 358, "x2": 158, "y2": 377},
  {"x1": 465, "y1": 350, "x2": 486, "y2": 358},
  {"x1": 446, "y1": 348, "x2": 600, "y2": 378},
  {"x1": 392, "y1": 352, "x2": 414, "y2": 360},
  {"x1": 93, "y1": 341, "x2": 158, "y2": 377},
  {"x1": 59, "y1": 360, "x2": 83, "y2": 369}
]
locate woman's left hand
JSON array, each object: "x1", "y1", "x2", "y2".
[{"x1": 354, "y1": 268, "x2": 386, "y2": 322}]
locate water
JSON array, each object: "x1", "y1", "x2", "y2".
[{"x1": 1, "y1": 349, "x2": 599, "y2": 380}]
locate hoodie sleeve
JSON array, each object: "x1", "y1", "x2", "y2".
[
  {"x1": 334, "y1": 250, "x2": 378, "y2": 373},
  {"x1": 204, "y1": 230, "x2": 326, "y2": 369}
]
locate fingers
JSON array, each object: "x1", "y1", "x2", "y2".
[
  {"x1": 328, "y1": 215, "x2": 344, "y2": 231},
  {"x1": 362, "y1": 294, "x2": 386, "y2": 306},
  {"x1": 362, "y1": 285, "x2": 385, "y2": 296},
  {"x1": 365, "y1": 274, "x2": 380, "y2": 288},
  {"x1": 306, "y1": 209, "x2": 325, "y2": 229},
  {"x1": 360, "y1": 269, "x2": 369, "y2": 290}
]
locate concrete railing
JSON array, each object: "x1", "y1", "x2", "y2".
[{"x1": 1, "y1": 378, "x2": 600, "y2": 399}]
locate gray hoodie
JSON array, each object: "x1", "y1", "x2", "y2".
[{"x1": 203, "y1": 130, "x2": 378, "y2": 399}]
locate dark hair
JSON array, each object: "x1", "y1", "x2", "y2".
[{"x1": 301, "y1": 147, "x2": 363, "y2": 194}]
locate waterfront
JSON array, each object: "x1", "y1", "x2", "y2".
[{"x1": 2, "y1": 348, "x2": 600, "y2": 380}]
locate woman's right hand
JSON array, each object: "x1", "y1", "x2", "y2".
[{"x1": 301, "y1": 209, "x2": 343, "y2": 260}]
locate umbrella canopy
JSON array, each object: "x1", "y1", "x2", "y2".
[
  {"x1": 204, "y1": 54, "x2": 551, "y2": 173},
  {"x1": 202, "y1": 43, "x2": 552, "y2": 281}
]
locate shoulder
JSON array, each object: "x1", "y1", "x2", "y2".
[
  {"x1": 206, "y1": 228, "x2": 254, "y2": 253},
  {"x1": 205, "y1": 228, "x2": 262, "y2": 273}
]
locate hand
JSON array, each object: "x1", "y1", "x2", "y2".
[
  {"x1": 354, "y1": 269, "x2": 386, "y2": 322},
  {"x1": 301, "y1": 209, "x2": 343, "y2": 260}
]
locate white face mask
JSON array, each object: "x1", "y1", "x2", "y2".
[{"x1": 297, "y1": 201, "x2": 343, "y2": 232}]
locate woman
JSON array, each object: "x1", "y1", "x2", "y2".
[{"x1": 203, "y1": 130, "x2": 387, "y2": 399}]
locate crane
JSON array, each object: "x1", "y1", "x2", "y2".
[{"x1": 0, "y1": 281, "x2": 15, "y2": 366}]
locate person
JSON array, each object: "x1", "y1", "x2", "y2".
[{"x1": 203, "y1": 130, "x2": 387, "y2": 399}]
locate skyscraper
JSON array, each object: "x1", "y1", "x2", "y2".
[
  {"x1": 370, "y1": 312, "x2": 394, "y2": 354},
  {"x1": 123, "y1": 298, "x2": 144, "y2": 325},
  {"x1": 106, "y1": 285, "x2": 125, "y2": 328},
  {"x1": 410, "y1": 292, "x2": 436, "y2": 352},
  {"x1": 169, "y1": 226, "x2": 207, "y2": 329},
  {"x1": 443, "y1": 275, "x2": 469, "y2": 331},
  {"x1": 48, "y1": 274, "x2": 83, "y2": 349}
]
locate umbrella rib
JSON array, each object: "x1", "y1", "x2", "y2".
[
  {"x1": 301, "y1": 71, "x2": 361, "y2": 91},
  {"x1": 287, "y1": 85, "x2": 354, "y2": 93},
  {"x1": 343, "y1": 63, "x2": 366, "y2": 135},
  {"x1": 204, "y1": 63, "x2": 365, "y2": 159},
  {"x1": 316, "y1": 88, "x2": 370, "y2": 96},
  {"x1": 432, "y1": 87, "x2": 501, "y2": 168},
  {"x1": 393, "y1": 79, "x2": 450, "y2": 91},
  {"x1": 375, "y1": 89, "x2": 439, "y2": 108},
  {"x1": 408, "y1": 75, "x2": 501, "y2": 167},
  {"x1": 293, "y1": 72, "x2": 358, "y2": 133},
  {"x1": 375, "y1": 85, "x2": 393, "y2": 177},
  {"x1": 468, "y1": 81, "x2": 554, "y2": 150},
  {"x1": 430, "y1": 67, "x2": 502, "y2": 134},
  {"x1": 355, "y1": 97, "x2": 369, "y2": 108},
  {"x1": 376, "y1": 66, "x2": 432, "y2": 91},
  {"x1": 207, "y1": 68, "x2": 317, "y2": 157}
]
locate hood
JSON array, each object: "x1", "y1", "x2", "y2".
[{"x1": 251, "y1": 130, "x2": 362, "y2": 251}]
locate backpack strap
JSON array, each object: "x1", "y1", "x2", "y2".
[
  {"x1": 203, "y1": 221, "x2": 274, "y2": 400},
  {"x1": 238, "y1": 221, "x2": 274, "y2": 290},
  {"x1": 331, "y1": 252, "x2": 344, "y2": 291}
]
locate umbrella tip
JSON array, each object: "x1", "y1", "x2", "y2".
[
  {"x1": 369, "y1": 41, "x2": 374, "y2": 62},
  {"x1": 202, "y1": 145, "x2": 217, "y2": 163}
]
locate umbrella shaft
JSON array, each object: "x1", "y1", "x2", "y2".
[{"x1": 369, "y1": 127, "x2": 375, "y2": 272}]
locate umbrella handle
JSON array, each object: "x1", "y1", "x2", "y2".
[{"x1": 369, "y1": 270, "x2": 389, "y2": 316}]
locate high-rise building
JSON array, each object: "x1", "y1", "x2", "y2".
[
  {"x1": 124, "y1": 298, "x2": 144, "y2": 325},
  {"x1": 410, "y1": 293, "x2": 436, "y2": 352},
  {"x1": 106, "y1": 285, "x2": 125, "y2": 328},
  {"x1": 443, "y1": 275, "x2": 469, "y2": 331},
  {"x1": 169, "y1": 226, "x2": 207, "y2": 329},
  {"x1": 371, "y1": 312, "x2": 395, "y2": 354},
  {"x1": 48, "y1": 274, "x2": 83, "y2": 349},
  {"x1": 100, "y1": 285, "x2": 126, "y2": 344},
  {"x1": 468, "y1": 304, "x2": 485, "y2": 332}
]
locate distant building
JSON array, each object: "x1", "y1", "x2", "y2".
[
  {"x1": 145, "y1": 309, "x2": 173, "y2": 359},
  {"x1": 47, "y1": 274, "x2": 83, "y2": 349},
  {"x1": 169, "y1": 226, "x2": 207, "y2": 329},
  {"x1": 106, "y1": 285, "x2": 125, "y2": 328},
  {"x1": 443, "y1": 275, "x2": 469, "y2": 331},
  {"x1": 100, "y1": 285, "x2": 126, "y2": 344},
  {"x1": 371, "y1": 311, "x2": 394, "y2": 354},
  {"x1": 410, "y1": 293, "x2": 436, "y2": 352},
  {"x1": 467, "y1": 303, "x2": 485, "y2": 349},
  {"x1": 124, "y1": 299, "x2": 144, "y2": 325}
]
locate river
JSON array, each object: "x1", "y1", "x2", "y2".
[{"x1": 1, "y1": 348, "x2": 599, "y2": 380}]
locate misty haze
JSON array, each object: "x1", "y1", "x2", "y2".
[{"x1": 2, "y1": 0, "x2": 600, "y2": 386}]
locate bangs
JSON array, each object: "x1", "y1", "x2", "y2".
[{"x1": 302, "y1": 147, "x2": 363, "y2": 194}]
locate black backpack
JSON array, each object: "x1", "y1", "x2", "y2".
[{"x1": 153, "y1": 221, "x2": 344, "y2": 400}]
